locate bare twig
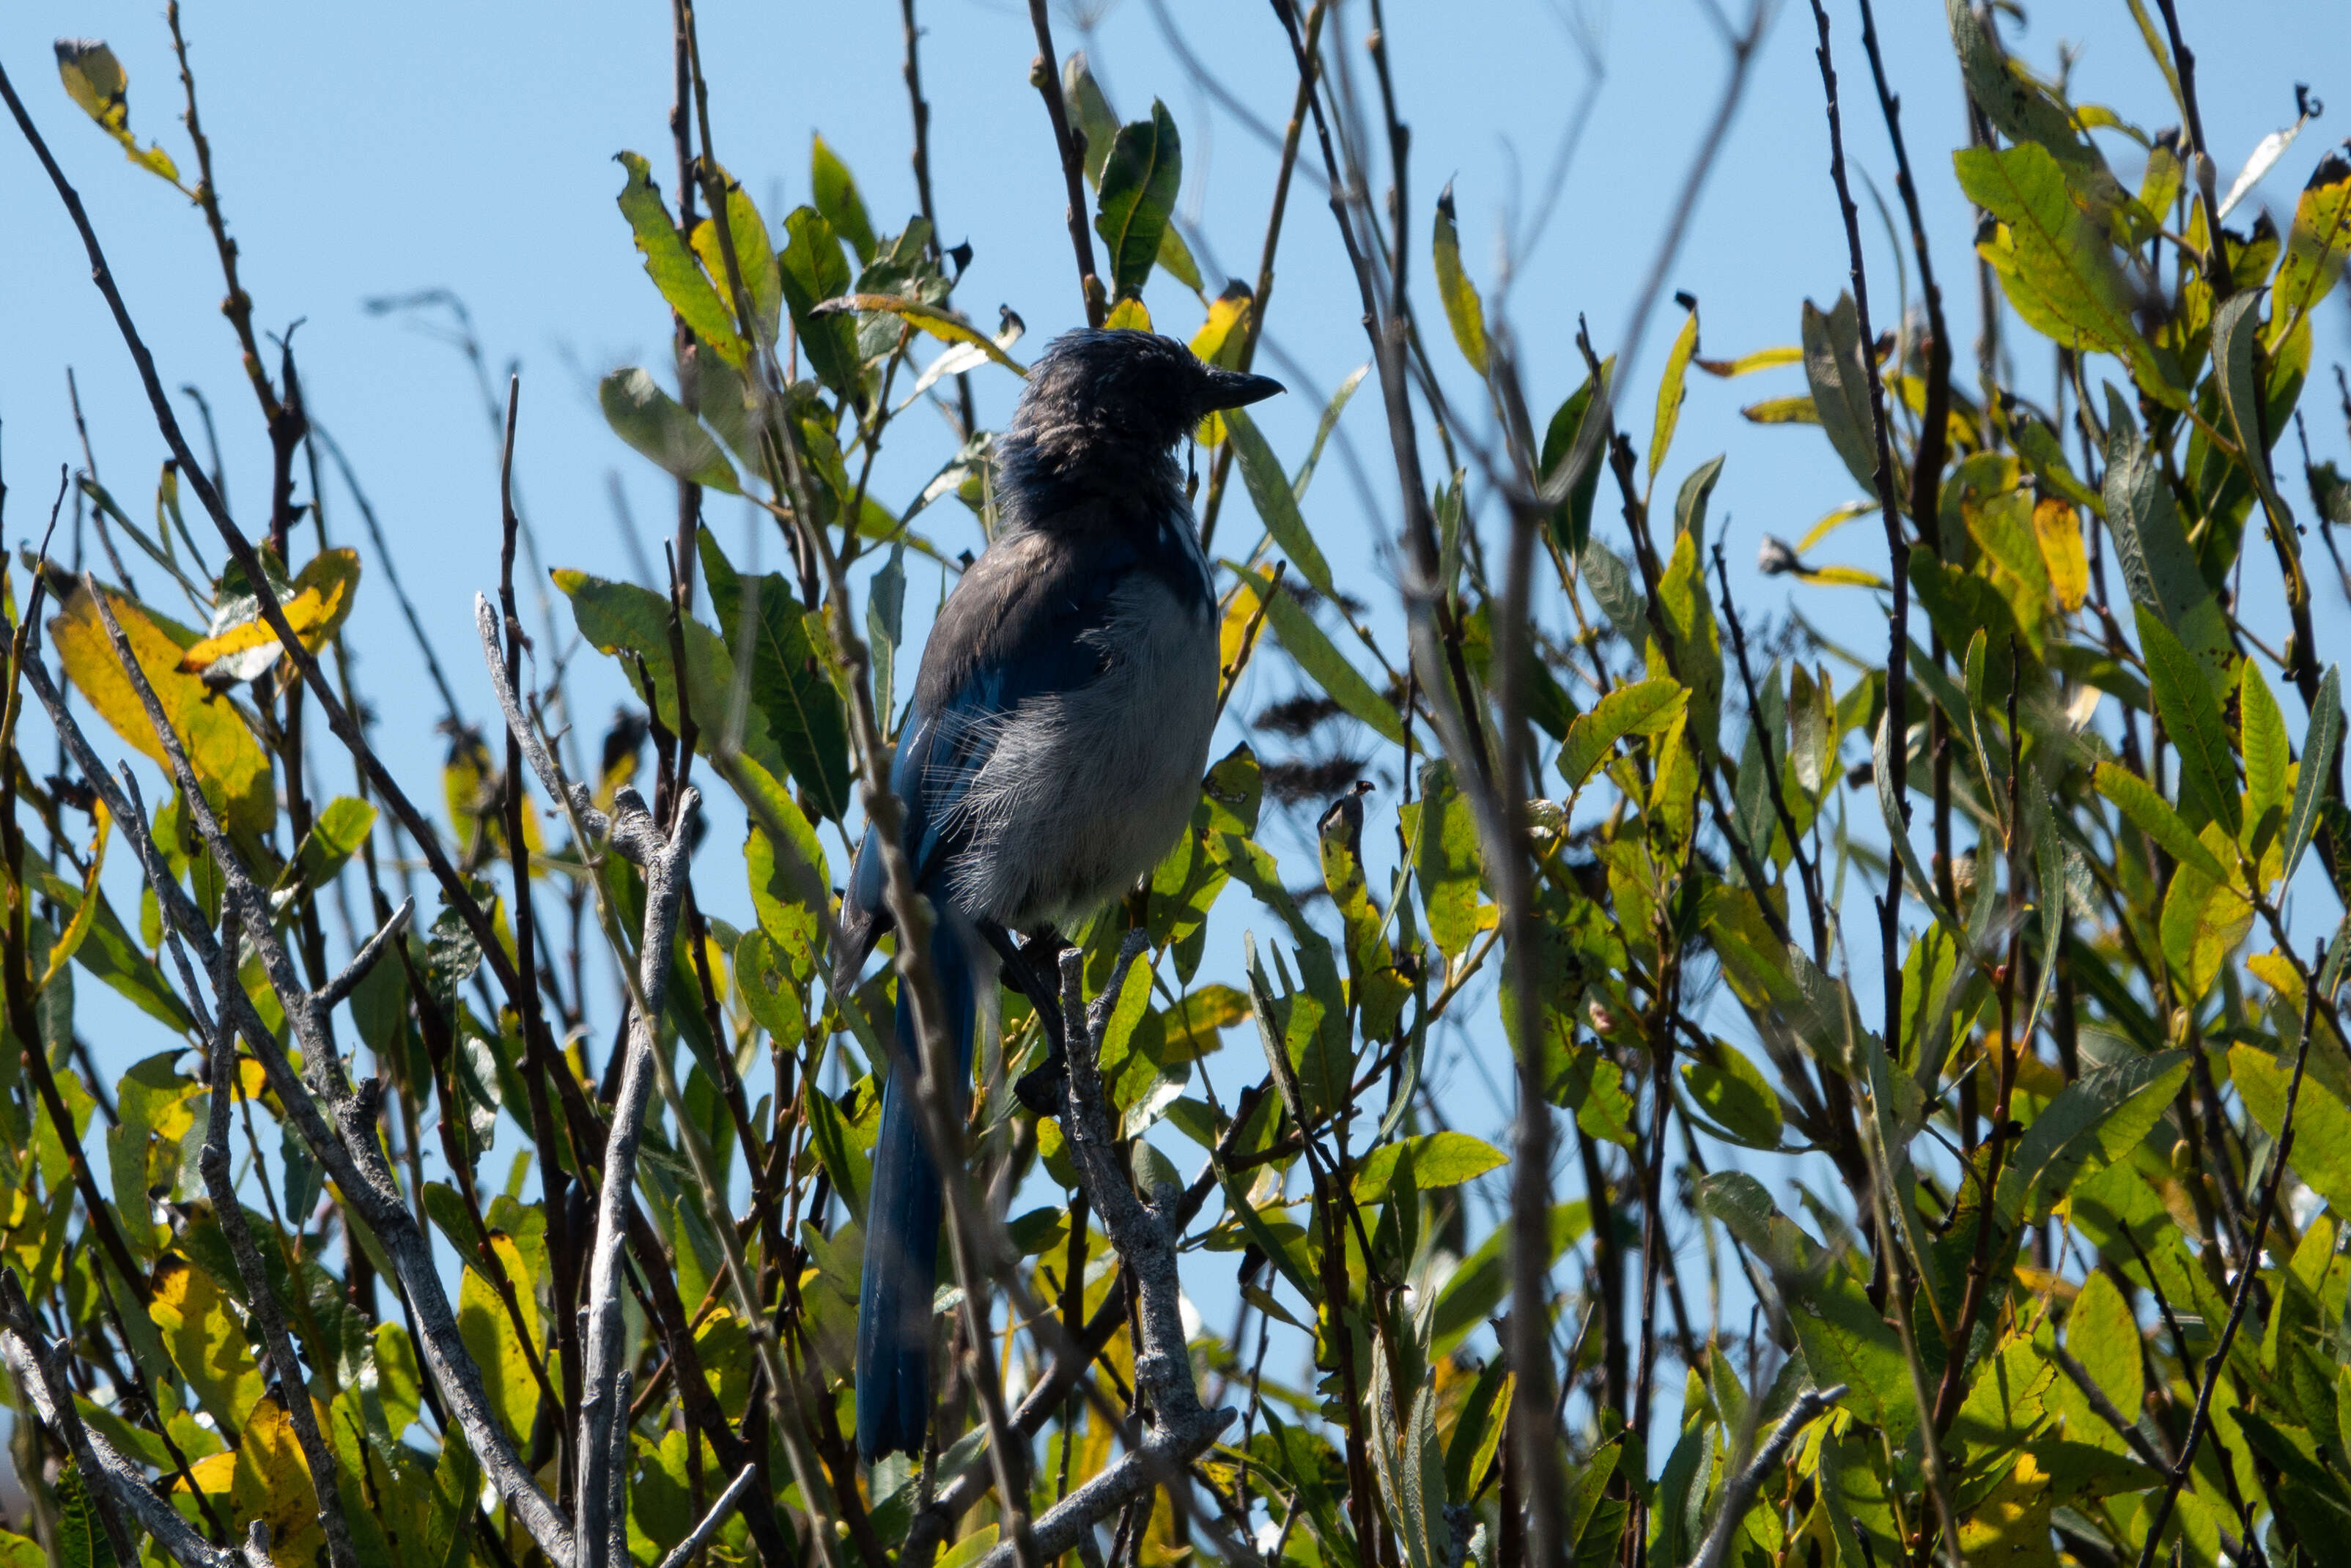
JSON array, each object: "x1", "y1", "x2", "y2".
[
  {"x1": 653, "y1": 1465, "x2": 761, "y2": 1568},
  {"x1": 2133, "y1": 942, "x2": 2326, "y2": 1566},
  {"x1": 0, "y1": 1273, "x2": 273, "y2": 1568},
  {"x1": 1025, "y1": 0, "x2": 1107, "y2": 325},
  {"x1": 180, "y1": 937, "x2": 362, "y2": 1568},
  {"x1": 19, "y1": 627, "x2": 575, "y2": 1568},
  {"x1": 573, "y1": 785, "x2": 698, "y2": 1568},
  {"x1": 965, "y1": 944, "x2": 1234, "y2": 1568},
  {"x1": 1686, "y1": 1384, "x2": 1846, "y2": 1568}
]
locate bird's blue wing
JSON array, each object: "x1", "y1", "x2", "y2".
[{"x1": 837, "y1": 529, "x2": 1140, "y2": 977}]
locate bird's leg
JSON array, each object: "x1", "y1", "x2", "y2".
[{"x1": 978, "y1": 921, "x2": 1072, "y2": 1118}]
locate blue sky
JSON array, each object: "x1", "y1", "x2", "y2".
[{"x1": 5, "y1": 0, "x2": 2351, "y2": 1447}]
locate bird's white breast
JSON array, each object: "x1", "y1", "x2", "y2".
[{"x1": 943, "y1": 569, "x2": 1219, "y2": 932}]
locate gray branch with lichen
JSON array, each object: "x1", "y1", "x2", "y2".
[{"x1": 20, "y1": 594, "x2": 577, "y2": 1568}]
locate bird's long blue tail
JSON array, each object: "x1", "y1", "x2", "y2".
[{"x1": 855, "y1": 919, "x2": 975, "y2": 1462}]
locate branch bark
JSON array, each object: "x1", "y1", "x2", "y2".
[
  {"x1": 19, "y1": 631, "x2": 576, "y2": 1568},
  {"x1": 964, "y1": 941, "x2": 1233, "y2": 1568}
]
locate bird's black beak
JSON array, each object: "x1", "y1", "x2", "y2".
[{"x1": 1198, "y1": 368, "x2": 1285, "y2": 412}]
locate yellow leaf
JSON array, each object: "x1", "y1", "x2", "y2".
[
  {"x1": 177, "y1": 1396, "x2": 326, "y2": 1568},
  {"x1": 53, "y1": 40, "x2": 184, "y2": 188},
  {"x1": 459, "y1": 1232, "x2": 544, "y2": 1443},
  {"x1": 39, "y1": 799, "x2": 108, "y2": 993},
  {"x1": 1190, "y1": 287, "x2": 1252, "y2": 445},
  {"x1": 1189, "y1": 289, "x2": 1250, "y2": 367},
  {"x1": 1798, "y1": 564, "x2": 1890, "y2": 589},
  {"x1": 1796, "y1": 499, "x2": 1877, "y2": 554},
  {"x1": 51, "y1": 585, "x2": 275, "y2": 837},
  {"x1": 149, "y1": 1254, "x2": 266, "y2": 1432},
  {"x1": 1696, "y1": 345, "x2": 1801, "y2": 377},
  {"x1": 2031, "y1": 497, "x2": 2089, "y2": 611},
  {"x1": 1957, "y1": 1450, "x2": 2056, "y2": 1566},
  {"x1": 1104, "y1": 297, "x2": 1153, "y2": 331},
  {"x1": 1649, "y1": 306, "x2": 1699, "y2": 484},
  {"x1": 177, "y1": 548, "x2": 362, "y2": 672},
  {"x1": 1217, "y1": 573, "x2": 1269, "y2": 689}
]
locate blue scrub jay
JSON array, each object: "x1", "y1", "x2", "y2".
[{"x1": 835, "y1": 328, "x2": 1282, "y2": 1462}]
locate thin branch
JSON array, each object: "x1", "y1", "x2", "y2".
[
  {"x1": 20, "y1": 636, "x2": 575, "y2": 1568},
  {"x1": 313, "y1": 898, "x2": 415, "y2": 1010},
  {"x1": 653, "y1": 1465, "x2": 760, "y2": 1568},
  {"x1": 1686, "y1": 1384, "x2": 1846, "y2": 1568},
  {"x1": 967, "y1": 943, "x2": 1234, "y2": 1568},
  {"x1": 0, "y1": 59, "x2": 550, "y2": 1135},
  {"x1": 1025, "y1": 0, "x2": 1107, "y2": 325},
  {"x1": 0, "y1": 1273, "x2": 271, "y2": 1568},
  {"x1": 180, "y1": 933, "x2": 361, "y2": 1568},
  {"x1": 2133, "y1": 942, "x2": 2325, "y2": 1567},
  {"x1": 573, "y1": 785, "x2": 698, "y2": 1568}
]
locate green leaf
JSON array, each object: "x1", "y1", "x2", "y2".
[
  {"x1": 1673, "y1": 455, "x2": 1724, "y2": 553},
  {"x1": 2011, "y1": 414, "x2": 2103, "y2": 514},
  {"x1": 1062, "y1": 54, "x2": 1121, "y2": 185},
  {"x1": 867, "y1": 540, "x2": 907, "y2": 732},
  {"x1": 2283, "y1": 665, "x2": 2341, "y2": 884},
  {"x1": 2212, "y1": 289, "x2": 2292, "y2": 530},
  {"x1": 1293, "y1": 362, "x2": 1368, "y2": 505},
  {"x1": 2137, "y1": 606, "x2": 2240, "y2": 838},
  {"x1": 1580, "y1": 538, "x2": 1646, "y2": 649},
  {"x1": 1648, "y1": 530, "x2": 1721, "y2": 753},
  {"x1": 2241, "y1": 658, "x2": 2290, "y2": 857},
  {"x1": 1429, "y1": 1205, "x2": 1584, "y2": 1357},
  {"x1": 2103, "y1": 388, "x2": 2230, "y2": 693},
  {"x1": 599, "y1": 369, "x2": 739, "y2": 494},
  {"x1": 1257, "y1": 580, "x2": 1406, "y2": 745},
  {"x1": 1955, "y1": 143, "x2": 2183, "y2": 410},
  {"x1": 1800, "y1": 294, "x2": 1878, "y2": 492},
  {"x1": 1682, "y1": 1043, "x2": 1784, "y2": 1151},
  {"x1": 1540, "y1": 362, "x2": 1610, "y2": 556},
  {"x1": 806, "y1": 1085, "x2": 873, "y2": 1227},
  {"x1": 2068, "y1": 1270, "x2": 2144, "y2": 1421},
  {"x1": 2092, "y1": 761, "x2": 2227, "y2": 882},
  {"x1": 1558, "y1": 677, "x2": 1686, "y2": 792},
  {"x1": 1874, "y1": 711, "x2": 1958, "y2": 936},
  {"x1": 778, "y1": 207, "x2": 863, "y2": 400},
  {"x1": 1431, "y1": 183, "x2": 1488, "y2": 376},
  {"x1": 1349, "y1": 1131, "x2": 1505, "y2": 1205},
  {"x1": 1094, "y1": 103, "x2": 1182, "y2": 300},
  {"x1": 2236, "y1": 1044, "x2": 2351, "y2": 1216},
  {"x1": 32, "y1": 868, "x2": 194, "y2": 1031},
  {"x1": 1406, "y1": 758, "x2": 1485, "y2": 961},
  {"x1": 701, "y1": 535, "x2": 852, "y2": 819},
  {"x1": 689, "y1": 170, "x2": 780, "y2": 345},
  {"x1": 53, "y1": 40, "x2": 180, "y2": 187},
  {"x1": 812, "y1": 295, "x2": 1027, "y2": 376},
  {"x1": 1995, "y1": 1049, "x2": 2188, "y2": 1223},
  {"x1": 1945, "y1": 0, "x2": 2119, "y2": 195},
  {"x1": 2159, "y1": 821, "x2": 2253, "y2": 1005},
  {"x1": 1650, "y1": 306, "x2": 1699, "y2": 484},
  {"x1": 555, "y1": 569, "x2": 795, "y2": 798},
  {"x1": 613, "y1": 151, "x2": 748, "y2": 365},
  {"x1": 52, "y1": 1464, "x2": 114, "y2": 1568},
  {"x1": 1443, "y1": 1362, "x2": 1513, "y2": 1499},
  {"x1": 810, "y1": 134, "x2": 877, "y2": 265},
  {"x1": 457, "y1": 1233, "x2": 542, "y2": 1442},
  {"x1": 292, "y1": 795, "x2": 376, "y2": 892},
  {"x1": 2273, "y1": 149, "x2": 2351, "y2": 333},
  {"x1": 1225, "y1": 410, "x2": 1333, "y2": 601}
]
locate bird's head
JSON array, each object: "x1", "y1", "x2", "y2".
[{"x1": 1004, "y1": 328, "x2": 1284, "y2": 472}]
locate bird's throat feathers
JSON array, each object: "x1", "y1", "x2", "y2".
[{"x1": 994, "y1": 413, "x2": 1192, "y2": 539}]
